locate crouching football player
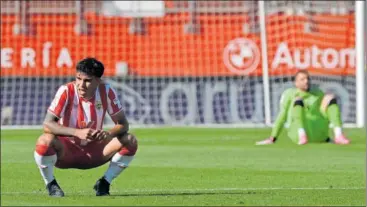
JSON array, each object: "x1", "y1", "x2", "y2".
[
  {"x1": 34, "y1": 57, "x2": 138, "y2": 197},
  {"x1": 256, "y1": 70, "x2": 350, "y2": 145}
]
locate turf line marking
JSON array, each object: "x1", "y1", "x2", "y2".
[{"x1": 1, "y1": 187, "x2": 365, "y2": 195}]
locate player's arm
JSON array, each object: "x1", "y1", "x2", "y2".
[
  {"x1": 256, "y1": 90, "x2": 291, "y2": 145},
  {"x1": 43, "y1": 112, "x2": 76, "y2": 136},
  {"x1": 43, "y1": 85, "x2": 78, "y2": 137},
  {"x1": 270, "y1": 94, "x2": 291, "y2": 139},
  {"x1": 95, "y1": 85, "x2": 129, "y2": 140},
  {"x1": 107, "y1": 110, "x2": 129, "y2": 139},
  {"x1": 43, "y1": 112, "x2": 94, "y2": 140}
]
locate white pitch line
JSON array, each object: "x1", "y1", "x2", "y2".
[{"x1": 1, "y1": 187, "x2": 365, "y2": 195}]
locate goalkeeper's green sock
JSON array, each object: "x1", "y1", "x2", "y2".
[{"x1": 327, "y1": 104, "x2": 343, "y2": 137}]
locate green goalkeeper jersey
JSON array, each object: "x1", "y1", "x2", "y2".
[{"x1": 270, "y1": 86, "x2": 326, "y2": 138}]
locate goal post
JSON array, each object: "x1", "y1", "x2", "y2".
[
  {"x1": 258, "y1": 0, "x2": 271, "y2": 126},
  {"x1": 355, "y1": 0, "x2": 366, "y2": 128}
]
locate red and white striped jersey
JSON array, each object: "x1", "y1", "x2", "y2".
[{"x1": 48, "y1": 82, "x2": 123, "y2": 130}]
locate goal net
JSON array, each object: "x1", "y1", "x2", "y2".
[
  {"x1": 0, "y1": 1, "x2": 361, "y2": 128},
  {"x1": 264, "y1": 1, "x2": 357, "y2": 124}
]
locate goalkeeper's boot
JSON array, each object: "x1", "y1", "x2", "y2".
[
  {"x1": 298, "y1": 134, "x2": 308, "y2": 145},
  {"x1": 334, "y1": 134, "x2": 350, "y2": 145},
  {"x1": 46, "y1": 179, "x2": 65, "y2": 197},
  {"x1": 256, "y1": 137, "x2": 276, "y2": 145},
  {"x1": 93, "y1": 176, "x2": 110, "y2": 196}
]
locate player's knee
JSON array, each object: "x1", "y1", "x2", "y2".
[
  {"x1": 118, "y1": 133, "x2": 138, "y2": 147},
  {"x1": 36, "y1": 133, "x2": 56, "y2": 146},
  {"x1": 293, "y1": 97, "x2": 304, "y2": 107},
  {"x1": 325, "y1": 94, "x2": 337, "y2": 106},
  {"x1": 321, "y1": 94, "x2": 337, "y2": 111},
  {"x1": 117, "y1": 133, "x2": 138, "y2": 156},
  {"x1": 35, "y1": 134, "x2": 57, "y2": 156},
  {"x1": 323, "y1": 94, "x2": 335, "y2": 104}
]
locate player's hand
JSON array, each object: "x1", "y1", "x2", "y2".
[
  {"x1": 256, "y1": 137, "x2": 276, "y2": 145},
  {"x1": 74, "y1": 128, "x2": 95, "y2": 140},
  {"x1": 90, "y1": 130, "x2": 111, "y2": 141}
]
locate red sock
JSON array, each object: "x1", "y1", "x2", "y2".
[
  {"x1": 118, "y1": 145, "x2": 137, "y2": 156},
  {"x1": 35, "y1": 144, "x2": 56, "y2": 156}
]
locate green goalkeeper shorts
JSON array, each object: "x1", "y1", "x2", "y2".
[{"x1": 286, "y1": 117, "x2": 330, "y2": 143}]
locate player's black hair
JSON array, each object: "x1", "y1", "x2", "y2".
[{"x1": 76, "y1": 57, "x2": 104, "y2": 78}]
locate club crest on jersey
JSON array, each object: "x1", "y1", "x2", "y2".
[{"x1": 96, "y1": 101, "x2": 102, "y2": 109}]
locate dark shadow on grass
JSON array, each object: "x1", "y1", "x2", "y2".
[{"x1": 110, "y1": 191, "x2": 260, "y2": 197}]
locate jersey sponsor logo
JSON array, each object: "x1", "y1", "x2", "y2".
[{"x1": 223, "y1": 38, "x2": 261, "y2": 75}]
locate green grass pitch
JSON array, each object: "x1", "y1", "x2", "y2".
[{"x1": 1, "y1": 128, "x2": 366, "y2": 206}]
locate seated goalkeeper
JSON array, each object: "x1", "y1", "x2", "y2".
[{"x1": 256, "y1": 70, "x2": 350, "y2": 145}]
